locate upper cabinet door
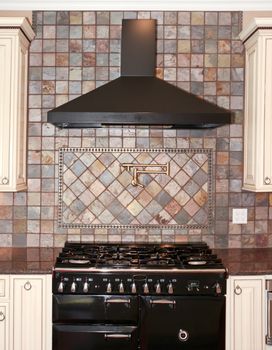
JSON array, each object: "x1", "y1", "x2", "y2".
[
  {"x1": 240, "y1": 18, "x2": 272, "y2": 192},
  {"x1": 0, "y1": 17, "x2": 34, "y2": 192}
]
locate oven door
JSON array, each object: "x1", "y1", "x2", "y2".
[
  {"x1": 140, "y1": 295, "x2": 225, "y2": 350},
  {"x1": 53, "y1": 294, "x2": 138, "y2": 323},
  {"x1": 53, "y1": 324, "x2": 138, "y2": 350}
]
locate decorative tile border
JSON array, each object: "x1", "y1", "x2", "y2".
[{"x1": 58, "y1": 147, "x2": 213, "y2": 229}]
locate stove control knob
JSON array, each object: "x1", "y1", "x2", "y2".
[
  {"x1": 131, "y1": 282, "x2": 137, "y2": 294},
  {"x1": 119, "y1": 282, "x2": 125, "y2": 293},
  {"x1": 106, "y1": 282, "x2": 112, "y2": 293},
  {"x1": 214, "y1": 282, "x2": 222, "y2": 295},
  {"x1": 58, "y1": 281, "x2": 64, "y2": 293},
  {"x1": 167, "y1": 283, "x2": 174, "y2": 294},
  {"x1": 71, "y1": 282, "x2": 77, "y2": 293},
  {"x1": 143, "y1": 282, "x2": 149, "y2": 294},
  {"x1": 155, "y1": 282, "x2": 161, "y2": 294},
  {"x1": 83, "y1": 282, "x2": 89, "y2": 293}
]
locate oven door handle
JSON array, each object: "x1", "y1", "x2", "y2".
[
  {"x1": 150, "y1": 299, "x2": 176, "y2": 306},
  {"x1": 104, "y1": 333, "x2": 131, "y2": 340},
  {"x1": 105, "y1": 298, "x2": 131, "y2": 304}
]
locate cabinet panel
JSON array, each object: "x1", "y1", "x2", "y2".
[
  {"x1": 0, "y1": 18, "x2": 34, "y2": 192},
  {"x1": 241, "y1": 20, "x2": 272, "y2": 191},
  {"x1": 0, "y1": 303, "x2": 9, "y2": 350},
  {"x1": 227, "y1": 277, "x2": 264, "y2": 350},
  {"x1": 10, "y1": 275, "x2": 52, "y2": 350},
  {"x1": 12, "y1": 277, "x2": 43, "y2": 350},
  {"x1": 0, "y1": 276, "x2": 9, "y2": 299}
]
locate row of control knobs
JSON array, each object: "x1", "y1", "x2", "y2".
[{"x1": 57, "y1": 281, "x2": 174, "y2": 294}]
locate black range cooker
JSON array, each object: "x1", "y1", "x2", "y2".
[{"x1": 53, "y1": 242, "x2": 227, "y2": 350}]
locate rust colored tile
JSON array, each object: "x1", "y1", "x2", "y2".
[
  {"x1": 83, "y1": 25, "x2": 96, "y2": 39},
  {"x1": 0, "y1": 206, "x2": 12, "y2": 219},
  {"x1": 204, "y1": 67, "x2": 217, "y2": 81},
  {"x1": 0, "y1": 248, "x2": 12, "y2": 261},
  {"x1": 83, "y1": 52, "x2": 96, "y2": 66},
  {"x1": 164, "y1": 200, "x2": 181, "y2": 217},
  {"x1": 216, "y1": 152, "x2": 229, "y2": 165},
  {"x1": 231, "y1": 54, "x2": 244, "y2": 67},
  {"x1": 14, "y1": 220, "x2": 27, "y2": 234},
  {"x1": 42, "y1": 80, "x2": 55, "y2": 94},
  {"x1": 56, "y1": 53, "x2": 69, "y2": 66}
]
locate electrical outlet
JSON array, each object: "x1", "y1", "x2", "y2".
[{"x1": 232, "y1": 208, "x2": 248, "y2": 224}]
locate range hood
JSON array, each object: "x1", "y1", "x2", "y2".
[{"x1": 48, "y1": 19, "x2": 231, "y2": 129}]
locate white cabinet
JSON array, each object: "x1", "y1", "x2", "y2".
[
  {"x1": 226, "y1": 275, "x2": 265, "y2": 350},
  {"x1": 0, "y1": 303, "x2": 9, "y2": 350},
  {"x1": 0, "y1": 274, "x2": 52, "y2": 350},
  {"x1": 240, "y1": 18, "x2": 272, "y2": 192},
  {"x1": 0, "y1": 17, "x2": 34, "y2": 192},
  {"x1": 0, "y1": 275, "x2": 9, "y2": 350}
]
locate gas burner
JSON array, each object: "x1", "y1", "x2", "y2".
[
  {"x1": 187, "y1": 260, "x2": 207, "y2": 266},
  {"x1": 68, "y1": 259, "x2": 90, "y2": 265}
]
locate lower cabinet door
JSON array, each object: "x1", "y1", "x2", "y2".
[
  {"x1": 0, "y1": 303, "x2": 8, "y2": 350},
  {"x1": 227, "y1": 278, "x2": 264, "y2": 350},
  {"x1": 10, "y1": 275, "x2": 52, "y2": 350},
  {"x1": 53, "y1": 324, "x2": 138, "y2": 350}
]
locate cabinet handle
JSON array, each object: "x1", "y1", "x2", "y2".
[
  {"x1": 1, "y1": 177, "x2": 9, "y2": 185},
  {"x1": 264, "y1": 177, "x2": 271, "y2": 185},
  {"x1": 0, "y1": 311, "x2": 5, "y2": 321},
  {"x1": 24, "y1": 281, "x2": 32, "y2": 291},
  {"x1": 234, "y1": 285, "x2": 242, "y2": 295}
]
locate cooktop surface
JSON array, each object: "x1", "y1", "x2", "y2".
[{"x1": 55, "y1": 242, "x2": 224, "y2": 270}]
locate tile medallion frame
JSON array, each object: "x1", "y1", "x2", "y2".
[{"x1": 58, "y1": 147, "x2": 213, "y2": 230}]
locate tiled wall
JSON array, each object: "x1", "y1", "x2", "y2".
[{"x1": 0, "y1": 10, "x2": 272, "y2": 248}]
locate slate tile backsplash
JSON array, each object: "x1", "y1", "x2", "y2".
[{"x1": 1, "y1": 11, "x2": 272, "y2": 248}]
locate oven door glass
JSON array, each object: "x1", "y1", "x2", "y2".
[
  {"x1": 53, "y1": 295, "x2": 138, "y2": 323},
  {"x1": 140, "y1": 295, "x2": 225, "y2": 350},
  {"x1": 53, "y1": 324, "x2": 138, "y2": 350}
]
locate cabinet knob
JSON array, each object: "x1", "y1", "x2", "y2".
[
  {"x1": 264, "y1": 177, "x2": 271, "y2": 185},
  {"x1": 1, "y1": 177, "x2": 9, "y2": 185},
  {"x1": 24, "y1": 281, "x2": 32, "y2": 291},
  {"x1": 234, "y1": 285, "x2": 242, "y2": 295},
  {"x1": 0, "y1": 311, "x2": 5, "y2": 321}
]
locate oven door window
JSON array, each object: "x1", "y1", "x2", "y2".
[
  {"x1": 140, "y1": 296, "x2": 225, "y2": 350},
  {"x1": 53, "y1": 324, "x2": 138, "y2": 350}
]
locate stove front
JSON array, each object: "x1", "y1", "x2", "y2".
[{"x1": 52, "y1": 242, "x2": 227, "y2": 350}]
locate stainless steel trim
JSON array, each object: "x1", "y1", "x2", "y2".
[
  {"x1": 104, "y1": 334, "x2": 131, "y2": 339},
  {"x1": 0, "y1": 311, "x2": 5, "y2": 322},
  {"x1": 54, "y1": 267, "x2": 227, "y2": 274},
  {"x1": 105, "y1": 298, "x2": 131, "y2": 304},
  {"x1": 150, "y1": 299, "x2": 176, "y2": 305}
]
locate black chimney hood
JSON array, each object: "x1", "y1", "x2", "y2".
[{"x1": 48, "y1": 19, "x2": 231, "y2": 129}]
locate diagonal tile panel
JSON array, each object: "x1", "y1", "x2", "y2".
[{"x1": 59, "y1": 148, "x2": 212, "y2": 229}]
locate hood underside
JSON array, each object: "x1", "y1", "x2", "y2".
[{"x1": 48, "y1": 19, "x2": 232, "y2": 129}]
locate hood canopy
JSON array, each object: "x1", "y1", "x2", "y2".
[{"x1": 48, "y1": 19, "x2": 232, "y2": 129}]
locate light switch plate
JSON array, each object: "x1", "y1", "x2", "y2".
[{"x1": 232, "y1": 208, "x2": 248, "y2": 224}]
